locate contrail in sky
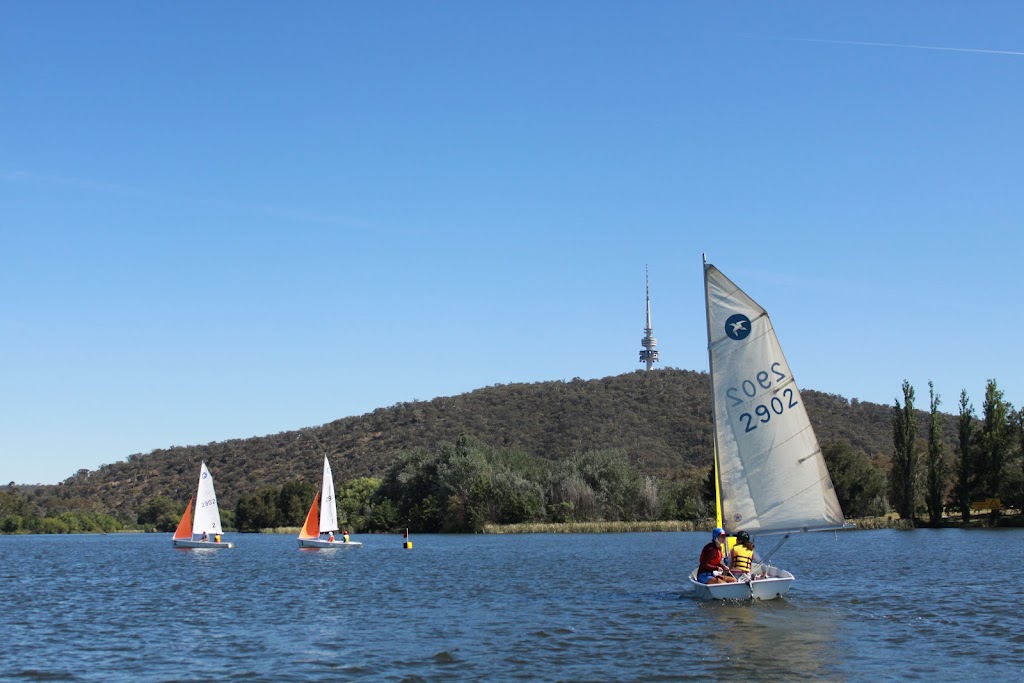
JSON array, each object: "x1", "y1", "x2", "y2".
[{"x1": 783, "y1": 37, "x2": 1024, "y2": 57}]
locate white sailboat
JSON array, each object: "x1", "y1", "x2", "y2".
[
  {"x1": 172, "y1": 462, "x2": 234, "y2": 549},
  {"x1": 689, "y1": 259, "x2": 850, "y2": 600},
  {"x1": 298, "y1": 455, "x2": 362, "y2": 548}
]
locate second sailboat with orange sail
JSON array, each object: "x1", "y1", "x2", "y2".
[{"x1": 298, "y1": 455, "x2": 362, "y2": 548}]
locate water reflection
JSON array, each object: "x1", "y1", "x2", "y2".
[{"x1": 701, "y1": 599, "x2": 840, "y2": 679}]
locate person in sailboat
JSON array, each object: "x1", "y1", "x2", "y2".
[
  {"x1": 328, "y1": 531, "x2": 335, "y2": 542},
  {"x1": 696, "y1": 528, "x2": 737, "y2": 585},
  {"x1": 342, "y1": 530, "x2": 350, "y2": 543},
  {"x1": 200, "y1": 531, "x2": 209, "y2": 542},
  {"x1": 728, "y1": 531, "x2": 762, "y2": 579}
]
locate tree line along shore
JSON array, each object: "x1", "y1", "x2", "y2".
[{"x1": 2, "y1": 371, "x2": 1020, "y2": 535}]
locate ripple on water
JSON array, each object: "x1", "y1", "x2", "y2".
[{"x1": 1, "y1": 530, "x2": 1023, "y2": 681}]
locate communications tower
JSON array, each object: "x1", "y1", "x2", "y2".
[{"x1": 639, "y1": 266, "x2": 660, "y2": 370}]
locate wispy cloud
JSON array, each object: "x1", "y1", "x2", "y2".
[
  {"x1": 780, "y1": 37, "x2": 1024, "y2": 57},
  {"x1": 0, "y1": 169, "x2": 149, "y2": 195},
  {"x1": 0, "y1": 168, "x2": 372, "y2": 229}
]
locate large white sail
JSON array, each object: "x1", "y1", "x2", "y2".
[
  {"x1": 704, "y1": 264, "x2": 845, "y2": 535},
  {"x1": 191, "y1": 461, "x2": 224, "y2": 536},
  {"x1": 319, "y1": 456, "x2": 339, "y2": 534}
]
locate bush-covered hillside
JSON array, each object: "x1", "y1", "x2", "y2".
[{"x1": 13, "y1": 369, "x2": 947, "y2": 524}]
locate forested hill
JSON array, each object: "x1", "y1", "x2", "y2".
[{"x1": 39, "y1": 369, "x2": 927, "y2": 518}]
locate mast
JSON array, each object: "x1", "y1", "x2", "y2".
[
  {"x1": 702, "y1": 255, "x2": 724, "y2": 529},
  {"x1": 320, "y1": 455, "x2": 339, "y2": 534},
  {"x1": 639, "y1": 266, "x2": 660, "y2": 371}
]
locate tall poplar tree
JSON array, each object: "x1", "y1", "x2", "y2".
[
  {"x1": 954, "y1": 389, "x2": 975, "y2": 524},
  {"x1": 890, "y1": 380, "x2": 919, "y2": 521},
  {"x1": 978, "y1": 379, "x2": 1010, "y2": 514},
  {"x1": 925, "y1": 381, "x2": 946, "y2": 526},
  {"x1": 1017, "y1": 408, "x2": 1024, "y2": 509}
]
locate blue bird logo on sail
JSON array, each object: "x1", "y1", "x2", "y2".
[{"x1": 725, "y1": 313, "x2": 752, "y2": 340}]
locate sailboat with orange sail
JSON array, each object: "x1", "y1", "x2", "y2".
[
  {"x1": 172, "y1": 462, "x2": 234, "y2": 549},
  {"x1": 298, "y1": 455, "x2": 362, "y2": 548}
]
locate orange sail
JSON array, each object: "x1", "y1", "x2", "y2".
[
  {"x1": 173, "y1": 497, "x2": 194, "y2": 541},
  {"x1": 298, "y1": 492, "x2": 320, "y2": 539}
]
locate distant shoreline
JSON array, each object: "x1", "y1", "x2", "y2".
[
  {"x1": 5, "y1": 515, "x2": 1021, "y2": 536},
  {"x1": 480, "y1": 514, "x2": 1022, "y2": 534},
  {"x1": 478, "y1": 519, "x2": 901, "y2": 534}
]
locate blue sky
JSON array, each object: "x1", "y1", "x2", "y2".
[{"x1": 3, "y1": 3, "x2": 1022, "y2": 484}]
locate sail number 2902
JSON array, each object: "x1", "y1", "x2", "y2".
[{"x1": 725, "y1": 362, "x2": 799, "y2": 433}]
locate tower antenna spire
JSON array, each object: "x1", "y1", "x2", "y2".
[{"x1": 639, "y1": 266, "x2": 660, "y2": 371}]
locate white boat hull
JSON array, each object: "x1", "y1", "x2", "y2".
[
  {"x1": 172, "y1": 539, "x2": 234, "y2": 549},
  {"x1": 689, "y1": 566, "x2": 794, "y2": 601},
  {"x1": 297, "y1": 538, "x2": 363, "y2": 548}
]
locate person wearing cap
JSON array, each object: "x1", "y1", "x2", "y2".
[
  {"x1": 729, "y1": 530, "x2": 759, "y2": 576},
  {"x1": 696, "y1": 527, "x2": 737, "y2": 584}
]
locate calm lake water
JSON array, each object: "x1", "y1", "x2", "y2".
[{"x1": 1, "y1": 529, "x2": 1022, "y2": 682}]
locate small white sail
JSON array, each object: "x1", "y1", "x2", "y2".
[
  {"x1": 705, "y1": 264, "x2": 846, "y2": 535},
  {"x1": 191, "y1": 461, "x2": 224, "y2": 536},
  {"x1": 319, "y1": 456, "x2": 339, "y2": 534}
]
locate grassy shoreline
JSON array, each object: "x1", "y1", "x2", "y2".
[
  {"x1": 4, "y1": 515, "x2": 1019, "y2": 535},
  {"x1": 481, "y1": 520, "x2": 698, "y2": 534},
  {"x1": 481, "y1": 514, "x2": 1024, "y2": 534},
  {"x1": 258, "y1": 515, "x2": 1017, "y2": 535}
]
